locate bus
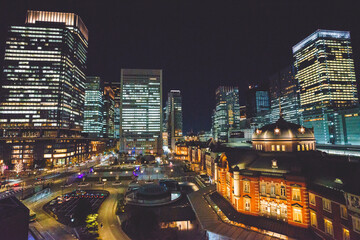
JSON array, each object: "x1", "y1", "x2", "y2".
[{"x1": 29, "y1": 210, "x2": 36, "y2": 222}]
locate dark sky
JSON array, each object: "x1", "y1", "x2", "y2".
[{"x1": 1, "y1": 0, "x2": 359, "y2": 133}]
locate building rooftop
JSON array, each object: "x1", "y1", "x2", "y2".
[
  {"x1": 292, "y1": 29, "x2": 350, "y2": 54},
  {"x1": 252, "y1": 117, "x2": 315, "y2": 141},
  {"x1": 188, "y1": 186, "x2": 276, "y2": 240},
  {"x1": 220, "y1": 148, "x2": 360, "y2": 196},
  {"x1": 25, "y1": 10, "x2": 88, "y2": 41}
]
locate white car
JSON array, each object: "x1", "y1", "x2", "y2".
[
  {"x1": 112, "y1": 181, "x2": 122, "y2": 185},
  {"x1": 78, "y1": 182, "x2": 89, "y2": 187}
]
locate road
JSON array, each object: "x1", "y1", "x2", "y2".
[
  {"x1": 24, "y1": 176, "x2": 131, "y2": 239},
  {"x1": 26, "y1": 189, "x2": 77, "y2": 240},
  {"x1": 17, "y1": 158, "x2": 186, "y2": 240},
  {"x1": 97, "y1": 187, "x2": 131, "y2": 240}
]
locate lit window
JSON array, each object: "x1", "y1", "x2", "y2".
[
  {"x1": 322, "y1": 198, "x2": 332, "y2": 213},
  {"x1": 324, "y1": 219, "x2": 333, "y2": 236},
  {"x1": 243, "y1": 181, "x2": 250, "y2": 193},
  {"x1": 280, "y1": 186, "x2": 286, "y2": 198},
  {"x1": 310, "y1": 211, "x2": 317, "y2": 228},
  {"x1": 293, "y1": 208, "x2": 302, "y2": 223},
  {"x1": 271, "y1": 145, "x2": 275, "y2": 151},
  {"x1": 270, "y1": 185, "x2": 275, "y2": 196},
  {"x1": 276, "y1": 145, "x2": 280, "y2": 151},
  {"x1": 309, "y1": 193, "x2": 316, "y2": 206},
  {"x1": 281, "y1": 145, "x2": 285, "y2": 151},
  {"x1": 292, "y1": 188, "x2": 301, "y2": 201},
  {"x1": 343, "y1": 228, "x2": 350, "y2": 240},
  {"x1": 352, "y1": 216, "x2": 360, "y2": 233},
  {"x1": 261, "y1": 183, "x2": 266, "y2": 195},
  {"x1": 244, "y1": 198, "x2": 251, "y2": 211},
  {"x1": 340, "y1": 205, "x2": 348, "y2": 219},
  {"x1": 297, "y1": 145, "x2": 301, "y2": 151}
]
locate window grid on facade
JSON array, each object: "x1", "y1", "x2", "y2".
[
  {"x1": 310, "y1": 211, "x2": 317, "y2": 228},
  {"x1": 293, "y1": 208, "x2": 302, "y2": 223},
  {"x1": 343, "y1": 228, "x2": 350, "y2": 240},
  {"x1": 324, "y1": 219, "x2": 334, "y2": 236},
  {"x1": 340, "y1": 205, "x2": 348, "y2": 219},
  {"x1": 292, "y1": 188, "x2": 301, "y2": 201},
  {"x1": 353, "y1": 216, "x2": 360, "y2": 233},
  {"x1": 309, "y1": 193, "x2": 316, "y2": 206},
  {"x1": 322, "y1": 198, "x2": 332, "y2": 213},
  {"x1": 243, "y1": 181, "x2": 250, "y2": 193}
]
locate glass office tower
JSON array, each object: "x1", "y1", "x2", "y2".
[
  {"x1": 0, "y1": 10, "x2": 89, "y2": 167},
  {"x1": 269, "y1": 65, "x2": 300, "y2": 124},
  {"x1": 166, "y1": 90, "x2": 183, "y2": 150},
  {"x1": 120, "y1": 69, "x2": 162, "y2": 155},
  {"x1": 213, "y1": 86, "x2": 241, "y2": 142},
  {"x1": 102, "y1": 86, "x2": 115, "y2": 138},
  {"x1": 293, "y1": 30, "x2": 359, "y2": 144},
  {"x1": 84, "y1": 77, "x2": 103, "y2": 138},
  {"x1": 293, "y1": 29, "x2": 358, "y2": 111}
]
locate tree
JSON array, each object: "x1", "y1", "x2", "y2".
[
  {"x1": 73, "y1": 198, "x2": 93, "y2": 225},
  {"x1": 14, "y1": 161, "x2": 23, "y2": 174}
]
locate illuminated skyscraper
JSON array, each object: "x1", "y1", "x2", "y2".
[
  {"x1": 84, "y1": 76, "x2": 103, "y2": 138},
  {"x1": 120, "y1": 69, "x2": 162, "y2": 155},
  {"x1": 293, "y1": 30, "x2": 359, "y2": 144},
  {"x1": 213, "y1": 86, "x2": 240, "y2": 142},
  {"x1": 246, "y1": 85, "x2": 270, "y2": 119},
  {"x1": 102, "y1": 86, "x2": 115, "y2": 138},
  {"x1": 269, "y1": 65, "x2": 300, "y2": 124},
  {"x1": 0, "y1": 10, "x2": 89, "y2": 167},
  {"x1": 166, "y1": 90, "x2": 183, "y2": 150},
  {"x1": 293, "y1": 29, "x2": 358, "y2": 112},
  {"x1": 105, "y1": 81, "x2": 121, "y2": 140}
]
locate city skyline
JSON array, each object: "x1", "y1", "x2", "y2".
[
  {"x1": 0, "y1": 4, "x2": 360, "y2": 240},
  {"x1": 1, "y1": 0, "x2": 360, "y2": 132}
]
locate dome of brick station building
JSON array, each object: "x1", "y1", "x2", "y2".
[{"x1": 252, "y1": 116, "x2": 316, "y2": 152}]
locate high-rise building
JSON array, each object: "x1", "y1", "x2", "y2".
[
  {"x1": 213, "y1": 86, "x2": 240, "y2": 142},
  {"x1": 105, "y1": 81, "x2": 121, "y2": 140},
  {"x1": 102, "y1": 86, "x2": 115, "y2": 138},
  {"x1": 293, "y1": 29, "x2": 358, "y2": 112},
  {"x1": 84, "y1": 77, "x2": 103, "y2": 138},
  {"x1": 0, "y1": 10, "x2": 90, "y2": 167},
  {"x1": 166, "y1": 90, "x2": 183, "y2": 150},
  {"x1": 269, "y1": 65, "x2": 300, "y2": 124},
  {"x1": 120, "y1": 69, "x2": 162, "y2": 155},
  {"x1": 293, "y1": 30, "x2": 359, "y2": 144},
  {"x1": 246, "y1": 85, "x2": 270, "y2": 119}
]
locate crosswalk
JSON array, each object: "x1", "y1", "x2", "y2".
[{"x1": 0, "y1": 188, "x2": 22, "y2": 200}]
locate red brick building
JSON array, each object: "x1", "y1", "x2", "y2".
[{"x1": 215, "y1": 117, "x2": 360, "y2": 239}]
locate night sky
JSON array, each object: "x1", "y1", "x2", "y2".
[{"x1": 1, "y1": 0, "x2": 359, "y2": 133}]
